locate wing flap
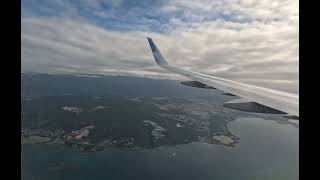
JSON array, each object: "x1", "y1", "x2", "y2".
[
  {"x1": 223, "y1": 98, "x2": 286, "y2": 114},
  {"x1": 180, "y1": 81, "x2": 216, "y2": 89}
]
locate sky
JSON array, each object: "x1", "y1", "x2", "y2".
[{"x1": 21, "y1": 0, "x2": 299, "y2": 93}]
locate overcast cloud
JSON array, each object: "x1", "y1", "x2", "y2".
[{"x1": 21, "y1": 0, "x2": 299, "y2": 93}]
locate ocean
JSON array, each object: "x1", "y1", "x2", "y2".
[{"x1": 21, "y1": 117, "x2": 298, "y2": 180}]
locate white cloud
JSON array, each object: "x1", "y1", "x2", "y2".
[{"x1": 21, "y1": 0, "x2": 299, "y2": 93}]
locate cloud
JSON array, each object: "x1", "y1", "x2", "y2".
[{"x1": 21, "y1": 0, "x2": 299, "y2": 93}]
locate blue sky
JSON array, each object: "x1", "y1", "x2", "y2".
[
  {"x1": 22, "y1": 0, "x2": 168, "y2": 32},
  {"x1": 22, "y1": 0, "x2": 257, "y2": 32},
  {"x1": 21, "y1": 0, "x2": 299, "y2": 93}
]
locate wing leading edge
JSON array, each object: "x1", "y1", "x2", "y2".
[{"x1": 147, "y1": 37, "x2": 299, "y2": 117}]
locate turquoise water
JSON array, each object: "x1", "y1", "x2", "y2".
[{"x1": 21, "y1": 117, "x2": 298, "y2": 180}]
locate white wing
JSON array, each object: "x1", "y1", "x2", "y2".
[{"x1": 147, "y1": 37, "x2": 299, "y2": 117}]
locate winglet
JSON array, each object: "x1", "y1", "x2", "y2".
[{"x1": 147, "y1": 37, "x2": 168, "y2": 66}]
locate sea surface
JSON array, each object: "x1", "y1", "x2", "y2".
[{"x1": 21, "y1": 117, "x2": 299, "y2": 180}]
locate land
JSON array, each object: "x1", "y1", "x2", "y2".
[
  {"x1": 21, "y1": 73, "x2": 293, "y2": 151},
  {"x1": 21, "y1": 135, "x2": 51, "y2": 144},
  {"x1": 213, "y1": 135, "x2": 235, "y2": 145},
  {"x1": 20, "y1": 95, "x2": 240, "y2": 150}
]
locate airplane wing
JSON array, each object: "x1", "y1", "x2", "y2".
[{"x1": 147, "y1": 37, "x2": 299, "y2": 117}]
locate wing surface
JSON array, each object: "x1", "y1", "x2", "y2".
[{"x1": 147, "y1": 37, "x2": 299, "y2": 117}]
